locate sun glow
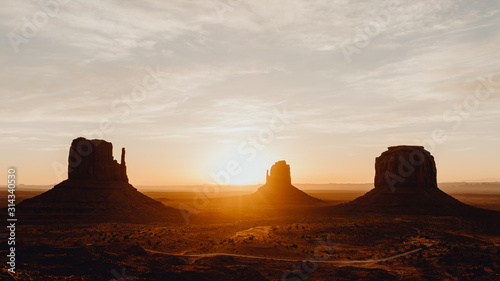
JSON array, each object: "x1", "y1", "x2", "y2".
[
  {"x1": 228, "y1": 161, "x2": 268, "y2": 185},
  {"x1": 207, "y1": 146, "x2": 276, "y2": 185}
]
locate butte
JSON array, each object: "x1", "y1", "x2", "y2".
[
  {"x1": 214, "y1": 161, "x2": 323, "y2": 208},
  {"x1": 18, "y1": 137, "x2": 177, "y2": 223},
  {"x1": 334, "y1": 145, "x2": 494, "y2": 216}
]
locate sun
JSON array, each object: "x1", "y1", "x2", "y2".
[
  {"x1": 229, "y1": 160, "x2": 268, "y2": 185},
  {"x1": 207, "y1": 154, "x2": 273, "y2": 186}
]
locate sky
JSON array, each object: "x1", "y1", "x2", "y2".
[{"x1": 1, "y1": 0, "x2": 499, "y2": 186}]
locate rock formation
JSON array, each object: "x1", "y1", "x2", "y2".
[
  {"x1": 19, "y1": 137, "x2": 177, "y2": 223},
  {"x1": 336, "y1": 145, "x2": 482, "y2": 215},
  {"x1": 214, "y1": 161, "x2": 323, "y2": 208},
  {"x1": 266, "y1": 160, "x2": 292, "y2": 186},
  {"x1": 212, "y1": 161, "x2": 323, "y2": 208},
  {"x1": 68, "y1": 137, "x2": 128, "y2": 182},
  {"x1": 374, "y1": 146, "x2": 437, "y2": 192},
  {"x1": 253, "y1": 161, "x2": 323, "y2": 205}
]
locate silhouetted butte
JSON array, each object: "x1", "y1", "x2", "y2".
[
  {"x1": 253, "y1": 161, "x2": 323, "y2": 204},
  {"x1": 18, "y1": 137, "x2": 176, "y2": 223},
  {"x1": 334, "y1": 146, "x2": 490, "y2": 215}
]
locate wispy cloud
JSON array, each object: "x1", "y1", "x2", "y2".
[{"x1": 1, "y1": 0, "x2": 499, "y2": 184}]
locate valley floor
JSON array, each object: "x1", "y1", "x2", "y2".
[{"x1": 1, "y1": 189, "x2": 500, "y2": 280}]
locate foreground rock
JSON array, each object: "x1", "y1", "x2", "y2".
[
  {"x1": 335, "y1": 146, "x2": 488, "y2": 215},
  {"x1": 18, "y1": 137, "x2": 177, "y2": 223}
]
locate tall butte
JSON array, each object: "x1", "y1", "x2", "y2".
[
  {"x1": 19, "y1": 137, "x2": 176, "y2": 222},
  {"x1": 67, "y1": 137, "x2": 128, "y2": 182},
  {"x1": 336, "y1": 145, "x2": 484, "y2": 215},
  {"x1": 213, "y1": 161, "x2": 323, "y2": 208},
  {"x1": 251, "y1": 161, "x2": 323, "y2": 205}
]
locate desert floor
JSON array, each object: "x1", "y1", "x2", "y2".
[{"x1": 1, "y1": 186, "x2": 499, "y2": 280}]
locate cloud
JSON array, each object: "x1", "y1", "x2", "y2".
[{"x1": 1, "y1": 0, "x2": 499, "y2": 183}]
